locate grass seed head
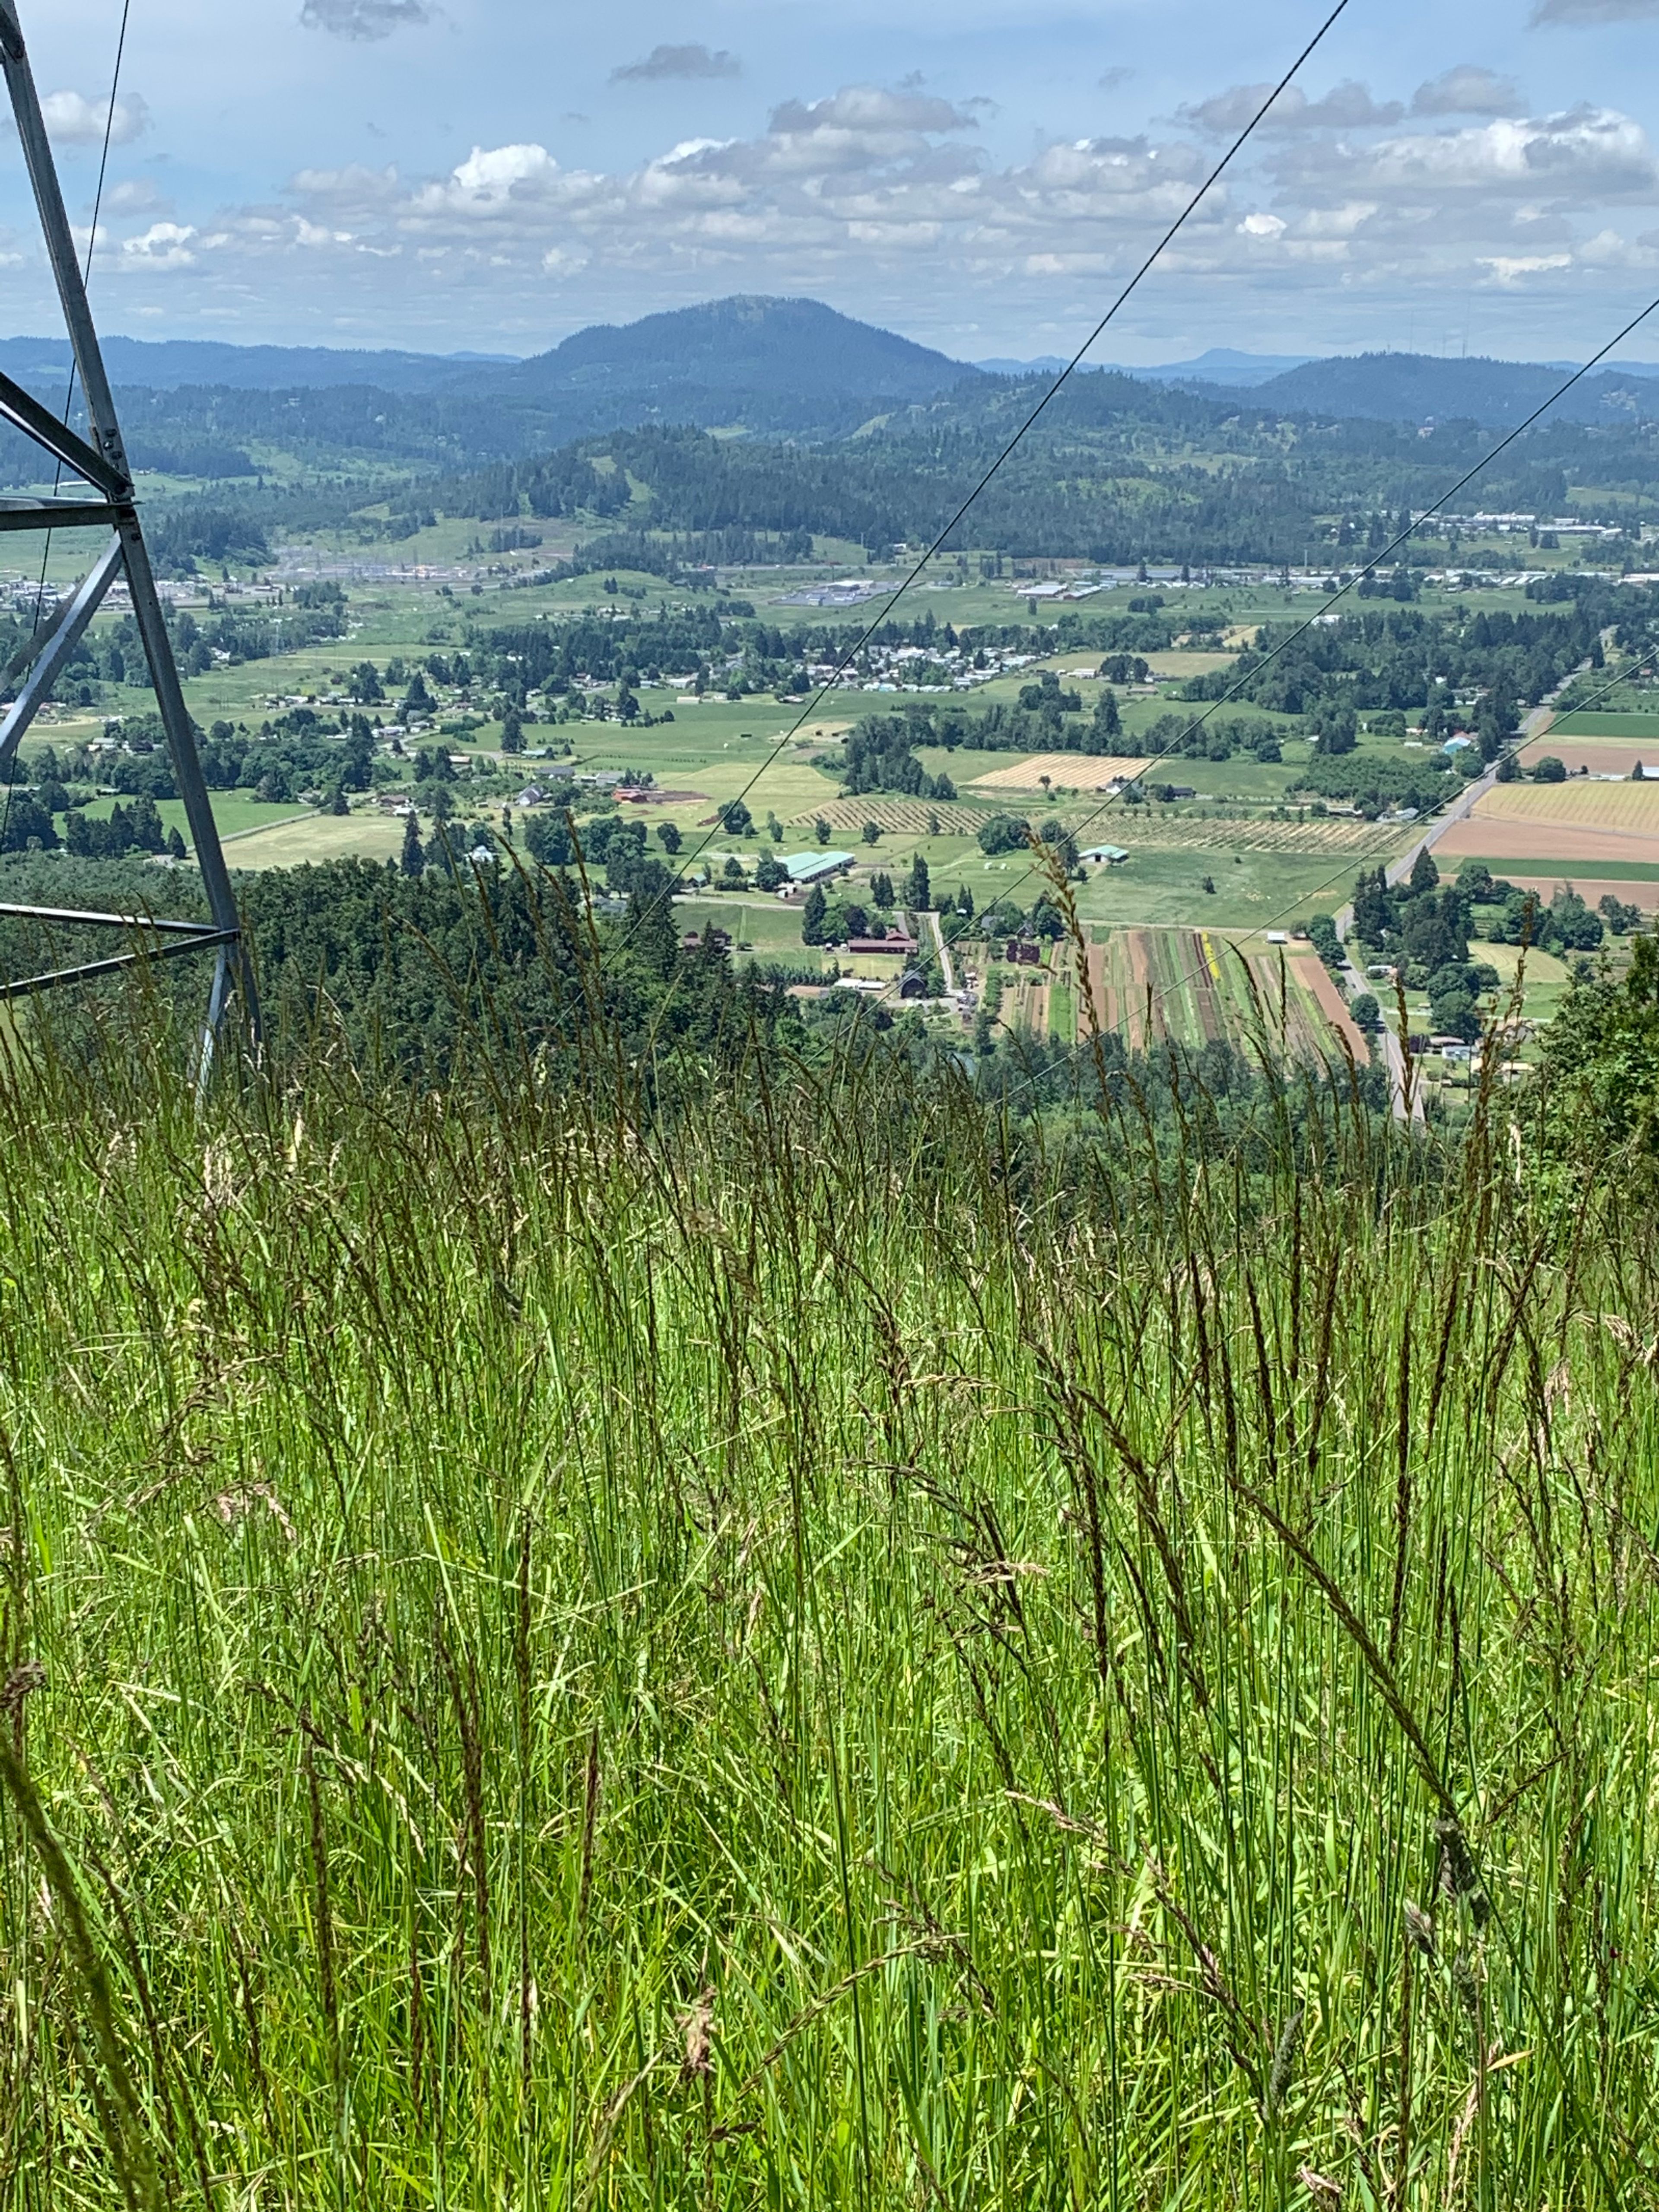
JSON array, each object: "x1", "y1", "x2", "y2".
[
  {"x1": 1267, "y1": 2005, "x2": 1304, "y2": 2117},
  {"x1": 680, "y1": 1987, "x2": 715, "y2": 2081}
]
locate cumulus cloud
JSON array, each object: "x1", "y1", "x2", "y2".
[
  {"x1": 120, "y1": 222, "x2": 197, "y2": 269},
  {"x1": 301, "y1": 0, "x2": 432, "y2": 38},
  {"x1": 1412, "y1": 67, "x2": 1522, "y2": 116},
  {"x1": 86, "y1": 73, "x2": 1659, "y2": 329},
  {"x1": 40, "y1": 89, "x2": 148, "y2": 147},
  {"x1": 612, "y1": 44, "x2": 741, "y2": 83},
  {"x1": 1267, "y1": 103, "x2": 1659, "y2": 209},
  {"x1": 1530, "y1": 0, "x2": 1659, "y2": 21},
  {"x1": 1182, "y1": 80, "x2": 1404, "y2": 134}
]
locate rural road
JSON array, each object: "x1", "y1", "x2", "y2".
[
  {"x1": 1331, "y1": 674, "x2": 1582, "y2": 1122},
  {"x1": 927, "y1": 909, "x2": 957, "y2": 995}
]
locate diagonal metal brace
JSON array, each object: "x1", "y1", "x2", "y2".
[
  {"x1": 0, "y1": 904, "x2": 223, "y2": 934},
  {"x1": 0, "y1": 534, "x2": 124, "y2": 770},
  {"x1": 0, "y1": 368, "x2": 127, "y2": 499},
  {"x1": 0, "y1": 498, "x2": 121, "y2": 534},
  {"x1": 0, "y1": 927, "x2": 239, "y2": 1002}
]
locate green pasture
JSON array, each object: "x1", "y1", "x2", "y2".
[
  {"x1": 1551, "y1": 710, "x2": 1659, "y2": 737},
  {"x1": 1462, "y1": 856, "x2": 1659, "y2": 884}
]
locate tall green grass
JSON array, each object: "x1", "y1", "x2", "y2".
[{"x1": 0, "y1": 1011, "x2": 1655, "y2": 2208}]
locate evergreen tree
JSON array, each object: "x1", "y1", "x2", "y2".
[
  {"x1": 905, "y1": 854, "x2": 931, "y2": 910},
  {"x1": 400, "y1": 813, "x2": 425, "y2": 878},
  {"x1": 801, "y1": 884, "x2": 829, "y2": 945}
]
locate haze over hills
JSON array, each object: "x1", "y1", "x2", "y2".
[
  {"x1": 0, "y1": 334, "x2": 517, "y2": 395},
  {"x1": 12, "y1": 299, "x2": 1659, "y2": 487},
  {"x1": 978, "y1": 347, "x2": 1316, "y2": 387}
]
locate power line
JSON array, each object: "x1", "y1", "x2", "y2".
[
  {"x1": 994, "y1": 620, "x2": 1659, "y2": 1098},
  {"x1": 973, "y1": 286, "x2": 1659, "y2": 928},
  {"x1": 606, "y1": 0, "x2": 1358, "y2": 955}
]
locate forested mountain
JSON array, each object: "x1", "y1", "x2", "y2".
[
  {"x1": 433, "y1": 394, "x2": 1627, "y2": 573},
  {"x1": 0, "y1": 298, "x2": 981, "y2": 481},
  {"x1": 11, "y1": 295, "x2": 1659, "y2": 569},
  {"x1": 474, "y1": 295, "x2": 972, "y2": 413},
  {"x1": 1242, "y1": 350, "x2": 1659, "y2": 428}
]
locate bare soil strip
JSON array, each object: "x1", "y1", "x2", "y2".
[{"x1": 1437, "y1": 820, "x2": 1659, "y2": 865}]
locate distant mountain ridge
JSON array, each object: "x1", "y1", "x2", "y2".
[
  {"x1": 1238, "y1": 350, "x2": 1659, "y2": 428},
  {"x1": 0, "y1": 334, "x2": 516, "y2": 395},
  {"x1": 10, "y1": 301, "x2": 1659, "y2": 480},
  {"x1": 977, "y1": 347, "x2": 1316, "y2": 387}
]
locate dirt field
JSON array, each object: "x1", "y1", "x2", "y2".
[
  {"x1": 1515, "y1": 740, "x2": 1658, "y2": 776},
  {"x1": 970, "y1": 754, "x2": 1150, "y2": 793},
  {"x1": 1438, "y1": 819, "x2": 1659, "y2": 865},
  {"x1": 1302, "y1": 955, "x2": 1372, "y2": 1063}
]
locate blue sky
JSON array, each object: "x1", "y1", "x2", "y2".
[{"x1": 6, "y1": 0, "x2": 1659, "y2": 363}]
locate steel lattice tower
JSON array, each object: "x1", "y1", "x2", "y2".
[{"x1": 0, "y1": 0, "x2": 256, "y2": 1058}]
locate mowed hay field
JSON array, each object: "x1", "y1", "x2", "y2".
[
  {"x1": 1439, "y1": 778, "x2": 1659, "y2": 866},
  {"x1": 970, "y1": 753, "x2": 1150, "y2": 792}
]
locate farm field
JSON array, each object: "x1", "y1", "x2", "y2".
[
  {"x1": 1065, "y1": 839, "x2": 1405, "y2": 930},
  {"x1": 1072, "y1": 927, "x2": 1359, "y2": 1061},
  {"x1": 1439, "y1": 779, "x2": 1659, "y2": 871},
  {"x1": 1514, "y1": 738, "x2": 1657, "y2": 775},
  {"x1": 788, "y1": 798, "x2": 985, "y2": 835},
  {"x1": 1484, "y1": 871, "x2": 1659, "y2": 906},
  {"x1": 223, "y1": 810, "x2": 408, "y2": 872},
  {"x1": 969, "y1": 753, "x2": 1150, "y2": 792},
  {"x1": 1098, "y1": 810, "x2": 1387, "y2": 854},
  {"x1": 76, "y1": 793, "x2": 315, "y2": 843},
  {"x1": 1551, "y1": 709, "x2": 1659, "y2": 737}
]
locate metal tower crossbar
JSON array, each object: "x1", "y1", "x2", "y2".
[{"x1": 0, "y1": 0, "x2": 256, "y2": 1054}]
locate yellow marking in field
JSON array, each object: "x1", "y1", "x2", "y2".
[{"x1": 1201, "y1": 932, "x2": 1223, "y2": 985}]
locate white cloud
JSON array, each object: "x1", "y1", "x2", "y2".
[
  {"x1": 120, "y1": 222, "x2": 197, "y2": 270},
  {"x1": 442, "y1": 143, "x2": 560, "y2": 200},
  {"x1": 1478, "y1": 252, "x2": 1573, "y2": 281},
  {"x1": 40, "y1": 89, "x2": 148, "y2": 148},
  {"x1": 76, "y1": 76, "x2": 1659, "y2": 338},
  {"x1": 1273, "y1": 106, "x2": 1659, "y2": 202},
  {"x1": 300, "y1": 0, "x2": 432, "y2": 38},
  {"x1": 611, "y1": 44, "x2": 741, "y2": 84}
]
